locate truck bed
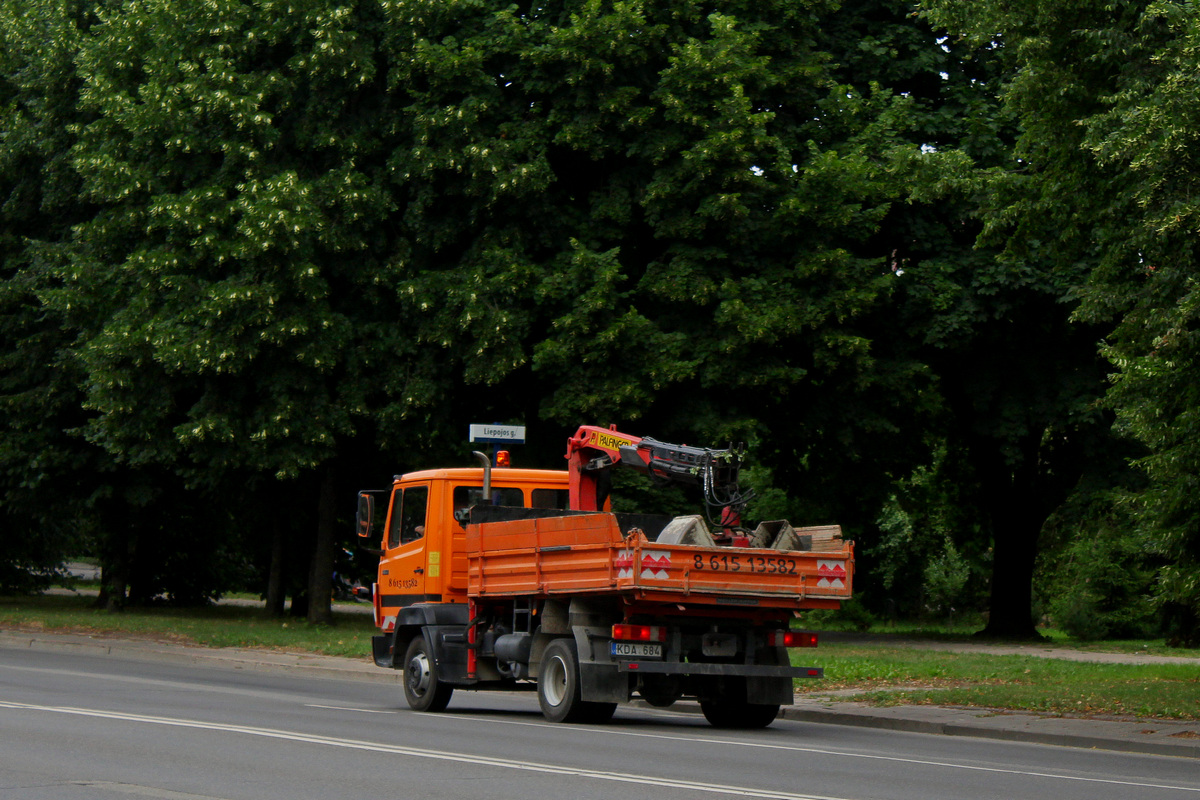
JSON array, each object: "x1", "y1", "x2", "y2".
[{"x1": 465, "y1": 509, "x2": 852, "y2": 611}]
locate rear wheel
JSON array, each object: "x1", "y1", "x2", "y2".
[
  {"x1": 538, "y1": 639, "x2": 617, "y2": 723},
  {"x1": 402, "y1": 635, "x2": 453, "y2": 712},
  {"x1": 700, "y1": 700, "x2": 779, "y2": 729}
]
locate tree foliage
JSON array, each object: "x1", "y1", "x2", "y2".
[
  {"x1": 1078, "y1": 3, "x2": 1200, "y2": 644},
  {"x1": 928, "y1": 0, "x2": 1200, "y2": 644},
  {"x1": 0, "y1": 0, "x2": 95, "y2": 590},
  {"x1": 1, "y1": 0, "x2": 1194, "y2": 646},
  {"x1": 60, "y1": 0, "x2": 400, "y2": 481}
]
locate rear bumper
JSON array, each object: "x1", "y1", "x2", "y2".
[{"x1": 614, "y1": 660, "x2": 822, "y2": 679}]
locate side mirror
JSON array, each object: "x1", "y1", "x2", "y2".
[{"x1": 356, "y1": 492, "x2": 375, "y2": 539}]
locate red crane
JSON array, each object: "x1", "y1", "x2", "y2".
[{"x1": 564, "y1": 424, "x2": 754, "y2": 535}]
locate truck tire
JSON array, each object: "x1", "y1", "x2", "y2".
[
  {"x1": 699, "y1": 700, "x2": 779, "y2": 729},
  {"x1": 401, "y1": 636, "x2": 453, "y2": 712},
  {"x1": 538, "y1": 639, "x2": 617, "y2": 724}
]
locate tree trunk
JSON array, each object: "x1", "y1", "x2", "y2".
[
  {"x1": 307, "y1": 466, "x2": 337, "y2": 625},
  {"x1": 266, "y1": 515, "x2": 286, "y2": 617},
  {"x1": 96, "y1": 531, "x2": 133, "y2": 612},
  {"x1": 974, "y1": 435, "x2": 1061, "y2": 641},
  {"x1": 95, "y1": 565, "x2": 116, "y2": 610},
  {"x1": 980, "y1": 508, "x2": 1041, "y2": 639}
]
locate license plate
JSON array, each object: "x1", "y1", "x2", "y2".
[{"x1": 610, "y1": 641, "x2": 663, "y2": 659}]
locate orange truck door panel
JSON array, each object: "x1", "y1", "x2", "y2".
[{"x1": 379, "y1": 483, "x2": 435, "y2": 607}]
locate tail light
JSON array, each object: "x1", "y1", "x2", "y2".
[
  {"x1": 612, "y1": 624, "x2": 667, "y2": 642},
  {"x1": 767, "y1": 630, "x2": 818, "y2": 647}
]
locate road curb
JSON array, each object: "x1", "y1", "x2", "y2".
[{"x1": 779, "y1": 705, "x2": 1200, "y2": 759}]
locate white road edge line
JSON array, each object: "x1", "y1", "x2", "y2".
[
  {"x1": 428, "y1": 711, "x2": 1200, "y2": 794},
  {"x1": 304, "y1": 704, "x2": 397, "y2": 714},
  {"x1": 70, "y1": 781, "x2": 237, "y2": 800},
  {"x1": 0, "y1": 701, "x2": 845, "y2": 800}
]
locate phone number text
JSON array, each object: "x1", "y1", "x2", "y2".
[{"x1": 691, "y1": 554, "x2": 798, "y2": 575}]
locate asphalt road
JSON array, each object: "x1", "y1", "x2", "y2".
[{"x1": 1, "y1": 646, "x2": 1198, "y2": 800}]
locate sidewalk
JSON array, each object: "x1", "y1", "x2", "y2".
[{"x1": 2, "y1": 629, "x2": 1197, "y2": 759}]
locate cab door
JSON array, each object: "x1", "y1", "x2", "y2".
[{"x1": 379, "y1": 483, "x2": 433, "y2": 608}]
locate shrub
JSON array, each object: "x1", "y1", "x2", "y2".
[{"x1": 1047, "y1": 497, "x2": 1158, "y2": 640}]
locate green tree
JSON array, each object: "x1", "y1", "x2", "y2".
[
  {"x1": 52, "y1": 0, "x2": 421, "y2": 621},
  {"x1": 381, "y1": 0, "x2": 947, "y2": 519},
  {"x1": 366, "y1": 0, "x2": 1100, "y2": 640},
  {"x1": 1074, "y1": 2, "x2": 1200, "y2": 645},
  {"x1": 0, "y1": 0, "x2": 97, "y2": 591},
  {"x1": 929, "y1": 0, "x2": 1200, "y2": 644},
  {"x1": 910, "y1": 0, "x2": 1141, "y2": 639},
  {"x1": 810, "y1": 1, "x2": 1114, "y2": 638},
  {"x1": 7, "y1": 0, "x2": 1121, "y2": 641}
]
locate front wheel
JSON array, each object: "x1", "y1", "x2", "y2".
[
  {"x1": 401, "y1": 635, "x2": 453, "y2": 712},
  {"x1": 537, "y1": 639, "x2": 617, "y2": 724},
  {"x1": 700, "y1": 700, "x2": 779, "y2": 729}
]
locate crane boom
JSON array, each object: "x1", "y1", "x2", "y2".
[{"x1": 564, "y1": 425, "x2": 753, "y2": 527}]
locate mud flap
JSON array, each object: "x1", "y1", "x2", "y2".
[
  {"x1": 565, "y1": 597, "x2": 629, "y2": 704},
  {"x1": 372, "y1": 635, "x2": 394, "y2": 668},
  {"x1": 746, "y1": 675, "x2": 795, "y2": 705},
  {"x1": 579, "y1": 661, "x2": 629, "y2": 704}
]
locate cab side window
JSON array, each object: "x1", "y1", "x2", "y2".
[
  {"x1": 400, "y1": 486, "x2": 428, "y2": 545},
  {"x1": 531, "y1": 489, "x2": 569, "y2": 509},
  {"x1": 387, "y1": 486, "x2": 429, "y2": 549},
  {"x1": 452, "y1": 486, "x2": 525, "y2": 519}
]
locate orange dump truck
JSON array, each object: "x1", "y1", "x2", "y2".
[{"x1": 356, "y1": 426, "x2": 853, "y2": 728}]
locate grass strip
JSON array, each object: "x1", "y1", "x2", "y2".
[
  {"x1": 0, "y1": 593, "x2": 377, "y2": 658},
  {"x1": 799, "y1": 642, "x2": 1200, "y2": 720}
]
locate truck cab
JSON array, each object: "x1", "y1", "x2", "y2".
[{"x1": 363, "y1": 468, "x2": 570, "y2": 633}]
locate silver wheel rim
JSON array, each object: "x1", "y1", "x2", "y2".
[
  {"x1": 407, "y1": 651, "x2": 432, "y2": 697},
  {"x1": 543, "y1": 653, "x2": 568, "y2": 707}
]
